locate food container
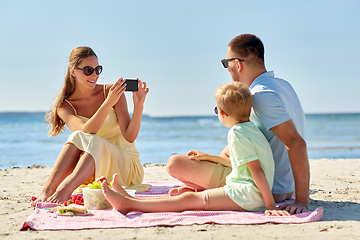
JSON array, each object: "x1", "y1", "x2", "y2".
[
  {"x1": 124, "y1": 188, "x2": 136, "y2": 197},
  {"x1": 82, "y1": 187, "x2": 137, "y2": 210},
  {"x1": 82, "y1": 187, "x2": 112, "y2": 210}
]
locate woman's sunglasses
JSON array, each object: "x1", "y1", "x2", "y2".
[{"x1": 76, "y1": 65, "x2": 103, "y2": 76}]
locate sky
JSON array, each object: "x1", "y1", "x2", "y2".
[{"x1": 1, "y1": 0, "x2": 359, "y2": 117}]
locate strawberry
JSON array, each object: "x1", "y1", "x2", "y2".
[{"x1": 75, "y1": 200, "x2": 81, "y2": 205}]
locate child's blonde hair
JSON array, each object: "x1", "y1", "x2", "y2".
[{"x1": 214, "y1": 81, "x2": 252, "y2": 121}]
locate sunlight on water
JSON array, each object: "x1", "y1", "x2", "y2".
[{"x1": 1, "y1": 112, "x2": 360, "y2": 168}]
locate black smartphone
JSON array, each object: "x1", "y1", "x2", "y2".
[{"x1": 124, "y1": 79, "x2": 138, "y2": 92}]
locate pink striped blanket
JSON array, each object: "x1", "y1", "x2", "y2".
[{"x1": 20, "y1": 180, "x2": 323, "y2": 231}]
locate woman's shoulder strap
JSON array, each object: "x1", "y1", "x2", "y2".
[
  {"x1": 103, "y1": 84, "x2": 107, "y2": 99},
  {"x1": 63, "y1": 99, "x2": 78, "y2": 116}
]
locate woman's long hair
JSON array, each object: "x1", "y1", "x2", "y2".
[{"x1": 46, "y1": 47, "x2": 97, "y2": 136}]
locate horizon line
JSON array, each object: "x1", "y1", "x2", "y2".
[{"x1": 1, "y1": 111, "x2": 360, "y2": 118}]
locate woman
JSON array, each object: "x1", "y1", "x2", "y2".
[{"x1": 32, "y1": 47, "x2": 149, "y2": 205}]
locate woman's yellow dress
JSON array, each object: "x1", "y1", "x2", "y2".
[{"x1": 63, "y1": 88, "x2": 144, "y2": 187}]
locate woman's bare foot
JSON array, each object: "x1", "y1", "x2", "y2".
[
  {"x1": 169, "y1": 186, "x2": 197, "y2": 196},
  {"x1": 46, "y1": 186, "x2": 73, "y2": 204},
  {"x1": 101, "y1": 181, "x2": 130, "y2": 215},
  {"x1": 31, "y1": 186, "x2": 57, "y2": 207}
]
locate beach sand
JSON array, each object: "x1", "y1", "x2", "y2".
[{"x1": 1, "y1": 158, "x2": 360, "y2": 240}]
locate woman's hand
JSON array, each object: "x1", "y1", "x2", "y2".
[
  {"x1": 132, "y1": 79, "x2": 149, "y2": 108},
  {"x1": 106, "y1": 78, "x2": 126, "y2": 107}
]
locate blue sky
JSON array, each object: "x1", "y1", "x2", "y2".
[{"x1": 1, "y1": 0, "x2": 359, "y2": 116}]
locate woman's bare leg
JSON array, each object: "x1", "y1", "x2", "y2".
[
  {"x1": 46, "y1": 151, "x2": 95, "y2": 203},
  {"x1": 32, "y1": 143, "x2": 82, "y2": 206}
]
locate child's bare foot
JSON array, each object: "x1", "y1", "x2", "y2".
[
  {"x1": 169, "y1": 186, "x2": 197, "y2": 196},
  {"x1": 111, "y1": 174, "x2": 122, "y2": 192},
  {"x1": 101, "y1": 180, "x2": 130, "y2": 215},
  {"x1": 110, "y1": 173, "x2": 133, "y2": 197}
]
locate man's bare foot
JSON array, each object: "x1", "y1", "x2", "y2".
[
  {"x1": 101, "y1": 181, "x2": 130, "y2": 215},
  {"x1": 169, "y1": 186, "x2": 197, "y2": 196}
]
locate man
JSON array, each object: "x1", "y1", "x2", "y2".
[{"x1": 166, "y1": 34, "x2": 309, "y2": 214}]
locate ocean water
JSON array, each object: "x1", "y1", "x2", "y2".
[{"x1": 0, "y1": 112, "x2": 359, "y2": 168}]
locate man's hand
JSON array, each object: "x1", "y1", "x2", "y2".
[
  {"x1": 278, "y1": 201, "x2": 309, "y2": 214},
  {"x1": 187, "y1": 150, "x2": 232, "y2": 166},
  {"x1": 271, "y1": 120, "x2": 310, "y2": 214},
  {"x1": 187, "y1": 150, "x2": 209, "y2": 161},
  {"x1": 265, "y1": 207, "x2": 290, "y2": 216}
]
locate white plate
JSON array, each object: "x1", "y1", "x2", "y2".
[{"x1": 54, "y1": 210, "x2": 92, "y2": 216}]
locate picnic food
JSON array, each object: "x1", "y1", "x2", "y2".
[
  {"x1": 64, "y1": 195, "x2": 84, "y2": 206},
  {"x1": 73, "y1": 183, "x2": 88, "y2": 194},
  {"x1": 50, "y1": 204, "x2": 87, "y2": 215},
  {"x1": 82, "y1": 187, "x2": 112, "y2": 210},
  {"x1": 88, "y1": 180, "x2": 111, "y2": 189},
  {"x1": 88, "y1": 181, "x2": 102, "y2": 189},
  {"x1": 73, "y1": 176, "x2": 96, "y2": 193},
  {"x1": 126, "y1": 183, "x2": 152, "y2": 193}
]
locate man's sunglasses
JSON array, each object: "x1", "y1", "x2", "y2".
[
  {"x1": 76, "y1": 65, "x2": 103, "y2": 76},
  {"x1": 221, "y1": 58, "x2": 244, "y2": 68}
]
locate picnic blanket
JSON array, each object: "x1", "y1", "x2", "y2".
[{"x1": 20, "y1": 180, "x2": 323, "y2": 231}]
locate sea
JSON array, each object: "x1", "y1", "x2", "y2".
[{"x1": 0, "y1": 112, "x2": 360, "y2": 169}]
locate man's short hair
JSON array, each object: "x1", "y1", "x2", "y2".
[
  {"x1": 215, "y1": 82, "x2": 252, "y2": 121},
  {"x1": 228, "y1": 34, "x2": 265, "y2": 67}
]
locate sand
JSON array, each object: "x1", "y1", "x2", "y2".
[{"x1": 1, "y1": 158, "x2": 360, "y2": 240}]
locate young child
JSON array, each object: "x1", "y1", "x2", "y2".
[{"x1": 100, "y1": 82, "x2": 289, "y2": 216}]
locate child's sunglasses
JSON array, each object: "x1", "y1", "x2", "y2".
[
  {"x1": 214, "y1": 106, "x2": 228, "y2": 116},
  {"x1": 76, "y1": 65, "x2": 103, "y2": 76}
]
